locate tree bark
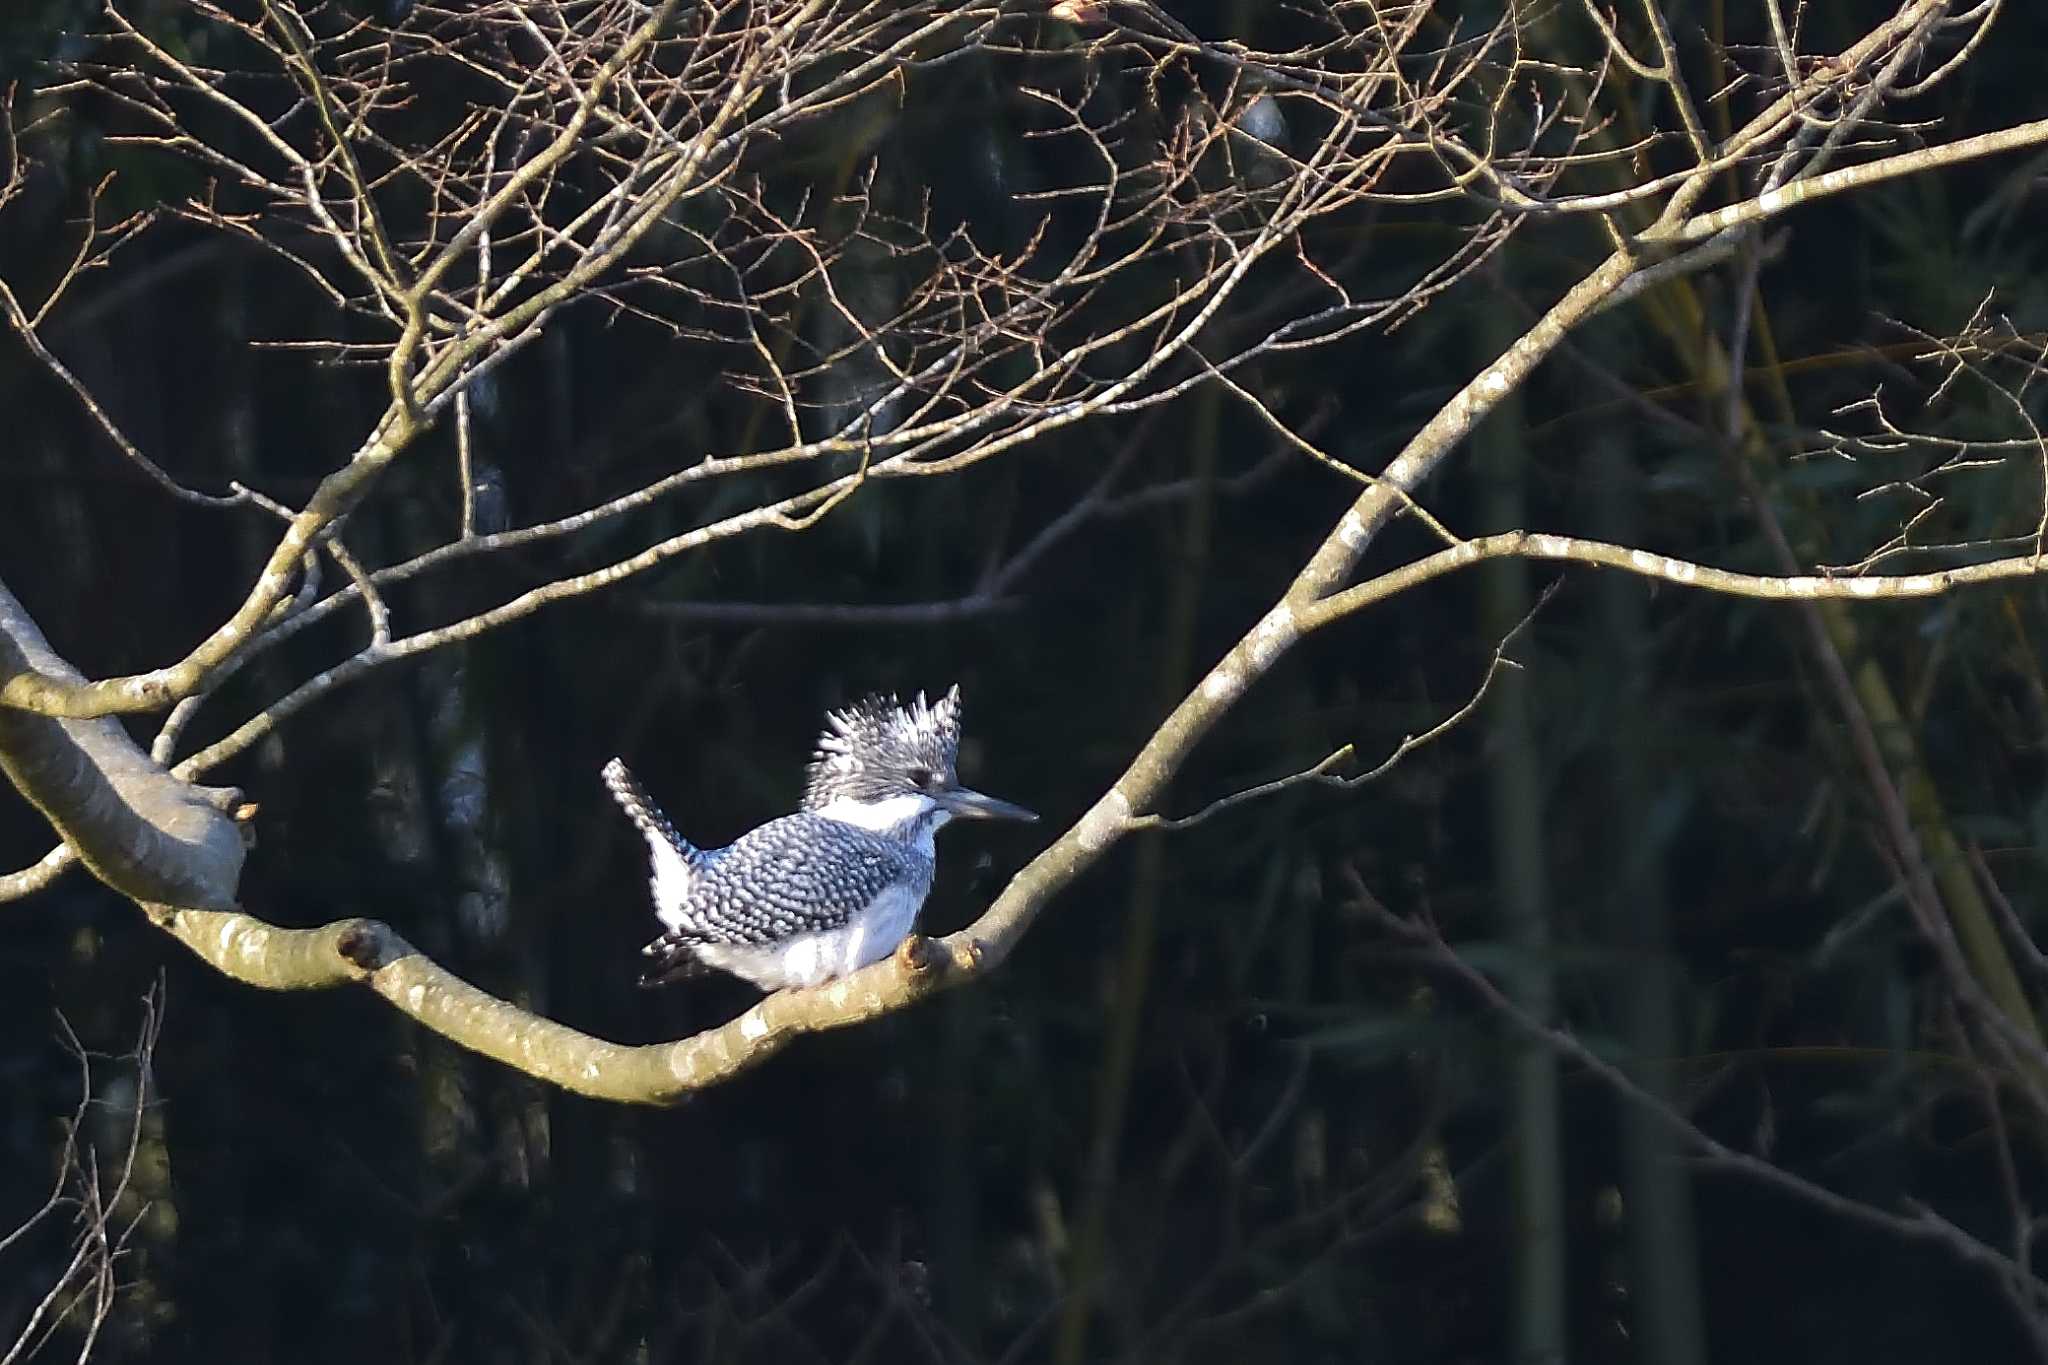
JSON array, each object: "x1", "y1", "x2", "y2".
[{"x1": 0, "y1": 578, "x2": 244, "y2": 908}]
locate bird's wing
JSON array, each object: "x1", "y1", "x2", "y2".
[{"x1": 667, "y1": 813, "x2": 926, "y2": 946}]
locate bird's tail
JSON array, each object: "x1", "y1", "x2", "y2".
[
  {"x1": 602, "y1": 757, "x2": 701, "y2": 901},
  {"x1": 602, "y1": 758, "x2": 694, "y2": 850}
]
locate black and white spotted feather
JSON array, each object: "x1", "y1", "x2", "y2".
[
  {"x1": 602, "y1": 758, "x2": 936, "y2": 989},
  {"x1": 603, "y1": 687, "x2": 1031, "y2": 992}
]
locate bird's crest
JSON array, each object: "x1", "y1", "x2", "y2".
[{"x1": 803, "y1": 686, "x2": 962, "y2": 809}]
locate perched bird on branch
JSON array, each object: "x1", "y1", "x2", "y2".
[{"x1": 604, "y1": 687, "x2": 1037, "y2": 990}]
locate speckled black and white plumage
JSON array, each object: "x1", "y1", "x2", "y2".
[
  {"x1": 603, "y1": 687, "x2": 1035, "y2": 991},
  {"x1": 631, "y1": 806, "x2": 935, "y2": 988},
  {"x1": 802, "y1": 689, "x2": 961, "y2": 812}
]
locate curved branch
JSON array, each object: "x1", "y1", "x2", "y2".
[
  {"x1": 0, "y1": 844, "x2": 73, "y2": 903},
  {"x1": 17, "y1": 0, "x2": 2047, "y2": 1118},
  {"x1": 67, "y1": 249, "x2": 2048, "y2": 1096},
  {"x1": 1298, "y1": 531, "x2": 2048, "y2": 631},
  {"x1": 0, "y1": 0, "x2": 783, "y2": 723},
  {"x1": 145, "y1": 905, "x2": 979, "y2": 1105},
  {"x1": 0, "y1": 580, "x2": 245, "y2": 908}
]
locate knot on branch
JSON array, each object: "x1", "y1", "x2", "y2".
[
  {"x1": 334, "y1": 920, "x2": 392, "y2": 972},
  {"x1": 953, "y1": 937, "x2": 985, "y2": 974},
  {"x1": 894, "y1": 932, "x2": 940, "y2": 976},
  {"x1": 198, "y1": 785, "x2": 246, "y2": 814}
]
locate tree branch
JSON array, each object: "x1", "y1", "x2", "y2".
[
  {"x1": 144, "y1": 906, "x2": 979, "y2": 1105},
  {"x1": 56, "y1": 236, "x2": 1964, "y2": 1085},
  {"x1": 0, "y1": 580, "x2": 246, "y2": 908},
  {"x1": 12, "y1": 0, "x2": 2048, "y2": 1128},
  {"x1": 0, "y1": 272, "x2": 240, "y2": 509},
  {"x1": 1662, "y1": 118, "x2": 2048, "y2": 246},
  {"x1": 0, "y1": 426, "x2": 412, "y2": 720},
  {"x1": 1299, "y1": 530, "x2": 2048, "y2": 632}
]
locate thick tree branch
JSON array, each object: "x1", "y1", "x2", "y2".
[
  {"x1": 145, "y1": 906, "x2": 981, "y2": 1105},
  {"x1": 0, "y1": 580, "x2": 245, "y2": 908},
  {"x1": 924, "y1": 87, "x2": 2048, "y2": 1036}
]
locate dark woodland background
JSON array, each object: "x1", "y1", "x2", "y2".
[{"x1": 7, "y1": 2, "x2": 2048, "y2": 1361}]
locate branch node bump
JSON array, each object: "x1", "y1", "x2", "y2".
[
  {"x1": 896, "y1": 932, "x2": 938, "y2": 975},
  {"x1": 335, "y1": 922, "x2": 383, "y2": 971},
  {"x1": 956, "y1": 938, "x2": 985, "y2": 972}
]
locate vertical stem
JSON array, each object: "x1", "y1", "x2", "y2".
[
  {"x1": 1475, "y1": 300, "x2": 1568, "y2": 1365},
  {"x1": 1591, "y1": 431, "x2": 1706, "y2": 1365},
  {"x1": 1054, "y1": 391, "x2": 1220, "y2": 1365},
  {"x1": 456, "y1": 386, "x2": 476, "y2": 539}
]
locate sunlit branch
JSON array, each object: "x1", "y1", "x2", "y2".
[
  {"x1": 1662, "y1": 118, "x2": 2048, "y2": 246},
  {"x1": 143, "y1": 904, "x2": 976, "y2": 1105},
  {"x1": 0, "y1": 581, "x2": 248, "y2": 909},
  {"x1": 5, "y1": 0, "x2": 2047, "y2": 1145},
  {"x1": 1299, "y1": 531, "x2": 2048, "y2": 632}
]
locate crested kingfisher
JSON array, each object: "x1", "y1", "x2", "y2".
[{"x1": 602, "y1": 686, "x2": 1038, "y2": 991}]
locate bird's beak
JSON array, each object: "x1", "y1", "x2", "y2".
[{"x1": 936, "y1": 785, "x2": 1039, "y2": 823}]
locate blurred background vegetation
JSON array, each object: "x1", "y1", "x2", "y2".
[{"x1": 6, "y1": 1, "x2": 2048, "y2": 1361}]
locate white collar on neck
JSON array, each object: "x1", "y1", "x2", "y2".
[{"x1": 811, "y1": 792, "x2": 947, "y2": 836}]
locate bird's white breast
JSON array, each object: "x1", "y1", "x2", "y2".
[{"x1": 693, "y1": 881, "x2": 929, "y2": 991}]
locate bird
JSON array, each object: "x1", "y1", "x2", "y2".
[{"x1": 601, "y1": 686, "x2": 1037, "y2": 991}]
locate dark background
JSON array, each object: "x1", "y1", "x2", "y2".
[{"x1": 5, "y1": 2, "x2": 2048, "y2": 1361}]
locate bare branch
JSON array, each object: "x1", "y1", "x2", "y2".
[
  {"x1": 1300, "y1": 530, "x2": 2048, "y2": 632},
  {"x1": 0, "y1": 580, "x2": 246, "y2": 908},
  {"x1": 0, "y1": 272, "x2": 240, "y2": 509},
  {"x1": 1664, "y1": 117, "x2": 2048, "y2": 246},
  {"x1": 6, "y1": 0, "x2": 2047, "y2": 1152},
  {"x1": 144, "y1": 905, "x2": 976, "y2": 1105},
  {"x1": 1355, "y1": 886, "x2": 2048, "y2": 1355},
  {"x1": 2, "y1": 989, "x2": 161, "y2": 1365},
  {"x1": 1130, "y1": 576, "x2": 1555, "y2": 834}
]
